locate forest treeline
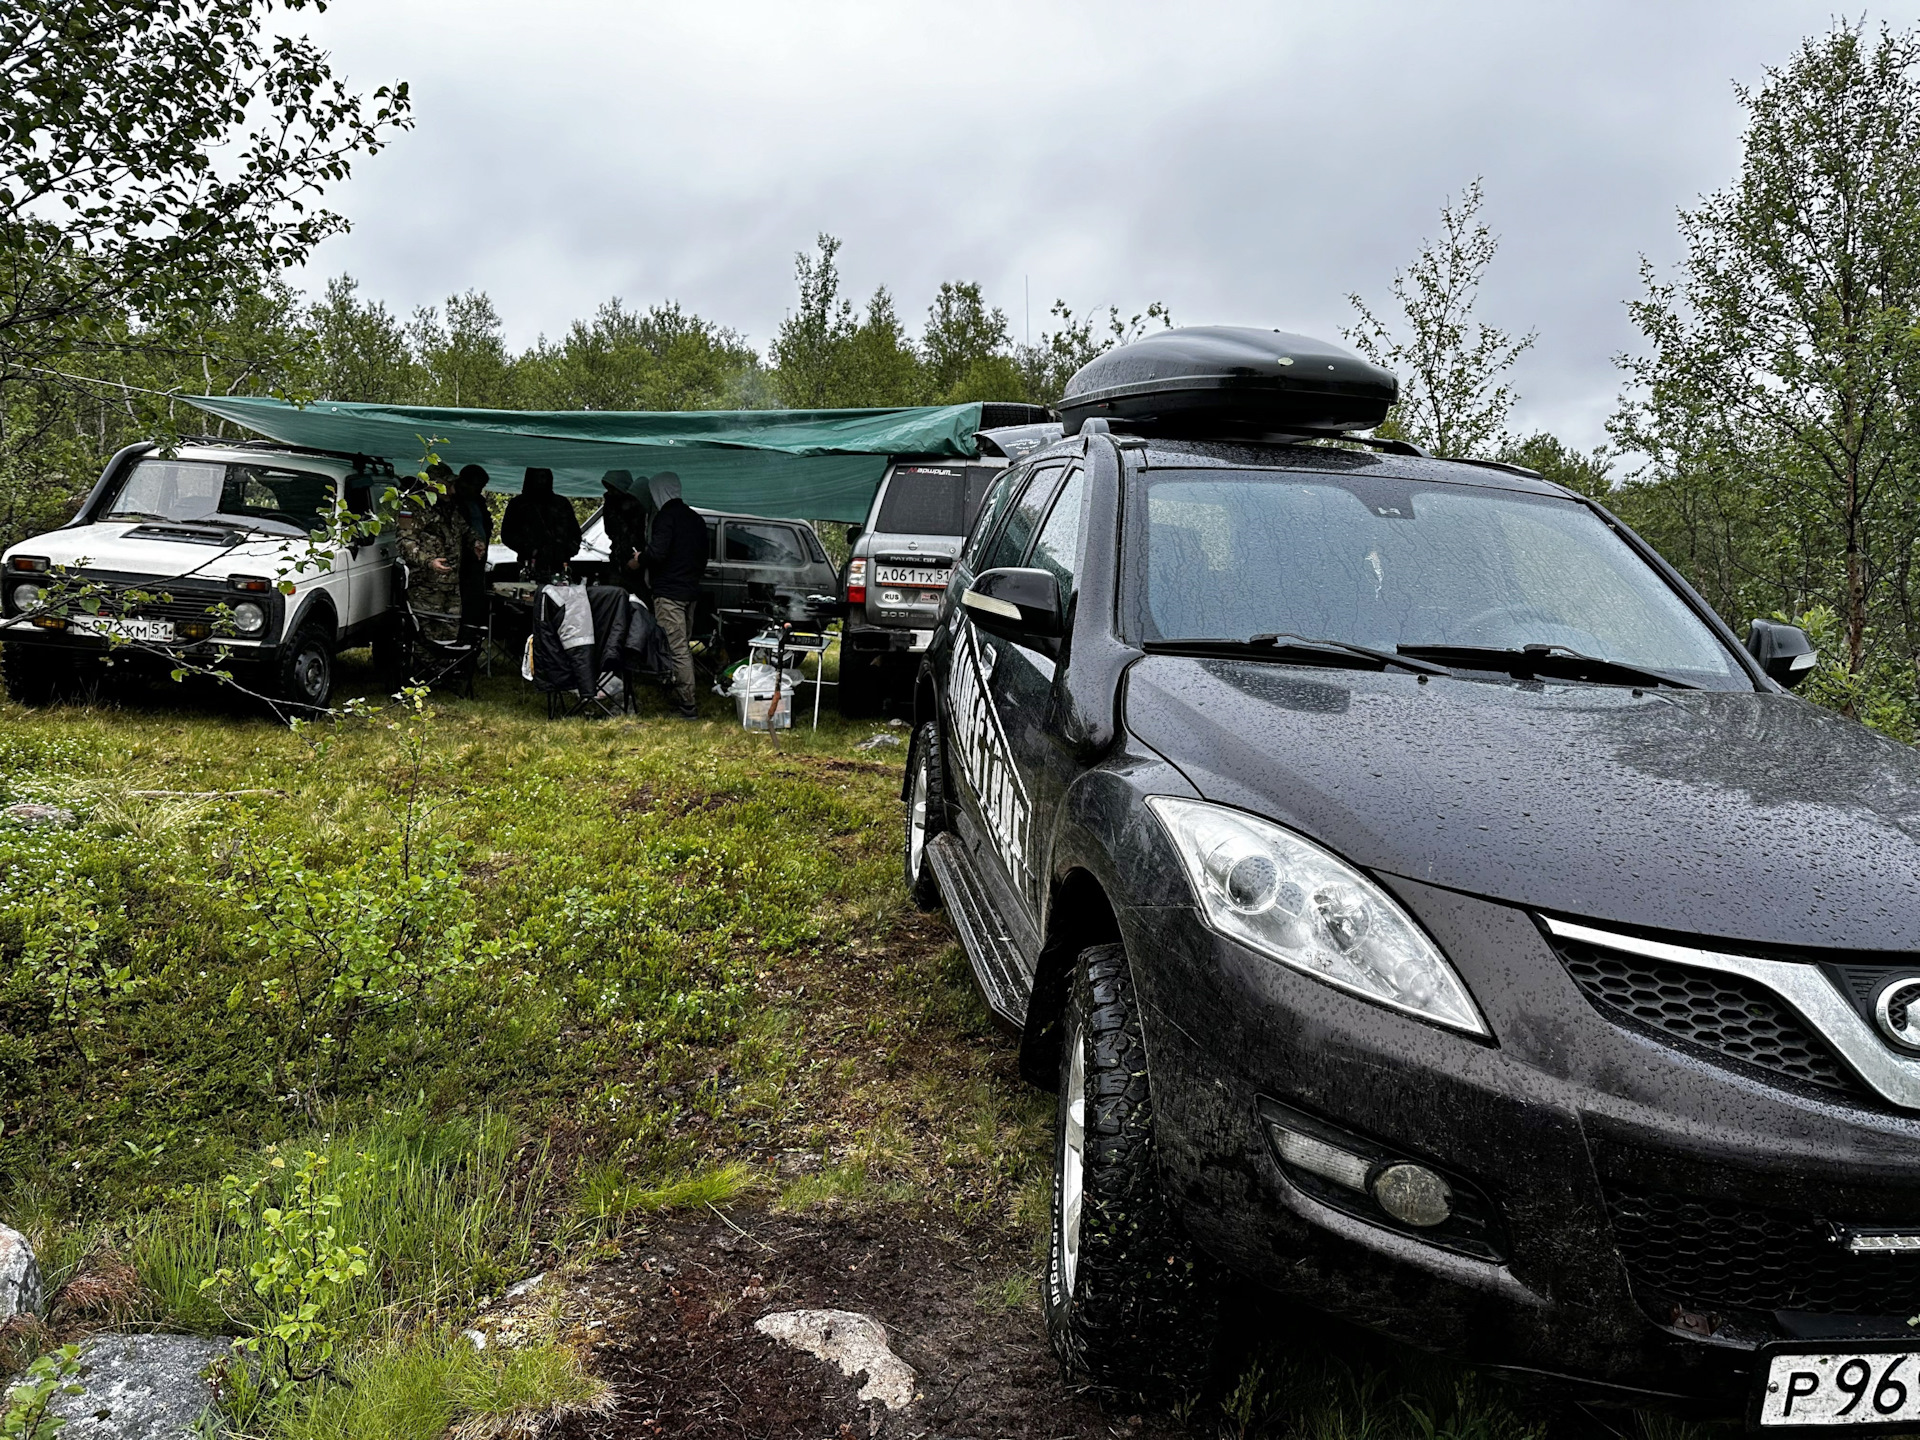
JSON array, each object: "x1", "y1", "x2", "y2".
[{"x1": 5, "y1": 8, "x2": 1920, "y2": 732}]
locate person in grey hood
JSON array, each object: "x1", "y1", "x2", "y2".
[{"x1": 643, "y1": 471, "x2": 706, "y2": 719}]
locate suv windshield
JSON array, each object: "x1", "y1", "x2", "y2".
[
  {"x1": 877, "y1": 466, "x2": 998, "y2": 535},
  {"x1": 1128, "y1": 469, "x2": 1746, "y2": 688},
  {"x1": 103, "y1": 458, "x2": 336, "y2": 535}
]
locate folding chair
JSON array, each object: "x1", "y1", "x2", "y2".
[{"x1": 394, "y1": 563, "x2": 480, "y2": 697}]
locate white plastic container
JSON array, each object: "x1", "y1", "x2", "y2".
[{"x1": 736, "y1": 688, "x2": 793, "y2": 731}]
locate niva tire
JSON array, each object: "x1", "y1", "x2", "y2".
[
  {"x1": 904, "y1": 721, "x2": 949, "y2": 910},
  {"x1": 2, "y1": 644, "x2": 85, "y2": 707},
  {"x1": 1046, "y1": 942, "x2": 1219, "y2": 1403},
  {"x1": 274, "y1": 621, "x2": 335, "y2": 715}
]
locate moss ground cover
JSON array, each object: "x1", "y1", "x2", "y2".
[{"x1": 0, "y1": 661, "x2": 1703, "y2": 1439}]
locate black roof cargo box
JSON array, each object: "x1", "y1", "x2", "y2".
[{"x1": 1058, "y1": 326, "x2": 1396, "y2": 438}]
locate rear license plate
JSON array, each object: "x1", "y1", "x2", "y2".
[
  {"x1": 1757, "y1": 1346, "x2": 1920, "y2": 1428},
  {"x1": 72, "y1": 616, "x2": 175, "y2": 643},
  {"x1": 874, "y1": 565, "x2": 948, "y2": 588}
]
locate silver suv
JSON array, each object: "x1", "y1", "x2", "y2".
[{"x1": 839, "y1": 420, "x2": 1057, "y2": 716}]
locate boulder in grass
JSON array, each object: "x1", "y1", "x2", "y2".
[
  {"x1": 1, "y1": 803, "x2": 77, "y2": 828},
  {"x1": 0, "y1": 1223, "x2": 40, "y2": 1321},
  {"x1": 33, "y1": 1334, "x2": 228, "y2": 1439}
]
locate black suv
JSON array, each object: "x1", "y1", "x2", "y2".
[{"x1": 905, "y1": 326, "x2": 1920, "y2": 1422}]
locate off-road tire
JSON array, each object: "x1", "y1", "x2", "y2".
[
  {"x1": 2, "y1": 643, "x2": 79, "y2": 706},
  {"x1": 903, "y1": 720, "x2": 950, "y2": 909},
  {"x1": 273, "y1": 619, "x2": 335, "y2": 715},
  {"x1": 1046, "y1": 942, "x2": 1218, "y2": 1403},
  {"x1": 837, "y1": 647, "x2": 880, "y2": 718}
]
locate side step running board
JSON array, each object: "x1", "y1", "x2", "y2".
[{"x1": 926, "y1": 832, "x2": 1028, "y2": 1031}]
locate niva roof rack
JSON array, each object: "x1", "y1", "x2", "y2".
[{"x1": 1059, "y1": 326, "x2": 1396, "y2": 439}]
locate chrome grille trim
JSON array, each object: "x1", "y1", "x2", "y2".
[{"x1": 1543, "y1": 917, "x2": 1920, "y2": 1110}]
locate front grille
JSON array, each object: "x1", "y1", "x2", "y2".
[
  {"x1": 1557, "y1": 938, "x2": 1861, "y2": 1097},
  {"x1": 115, "y1": 589, "x2": 234, "y2": 624},
  {"x1": 1608, "y1": 1186, "x2": 1920, "y2": 1316}
]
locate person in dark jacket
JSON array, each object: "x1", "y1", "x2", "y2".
[
  {"x1": 454, "y1": 465, "x2": 493, "y2": 639},
  {"x1": 643, "y1": 471, "x2": 706, "y2": 719},
  {"x1": 500, "y1": 467, "x2": 582, "y2": 581},
  {"x1": 601, "y1": 471, "x2": 649, "y2": 596}
]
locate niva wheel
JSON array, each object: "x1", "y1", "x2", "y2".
[
  {"x1": 904, "y1": 720, "x2": 948, "y2": 909},
  {"x1": 275, "y1": 622, "x2": 334, "y2": 714},
  {"x1": 1045, "y1": 942, "x2": 1219, "y2": 1403}
]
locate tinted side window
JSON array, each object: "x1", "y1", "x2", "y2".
[
  {"x1": 725, "y1": 521, "x2": 807, "y2": 566},
  {"x1": 1028, "y1": 468, "x2": 1085, "y2": 606},
  {"x1": 801, "y1": 527, "x2": 829, "y2": 564},
  {"x1": 983, "y1": 465, "x2": 1066, "y2": 571},
  {"x1": 962, "y1": 465, "x2": 1030, "y2": 570},
  {"x1": 704, "y1": 518, "x2": 719, "y2": 558}
]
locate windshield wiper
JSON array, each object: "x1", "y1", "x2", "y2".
[
  {"x1": 1395, "y1": 642, "x2": 1697, "y2": 690},
  {"x1": 104, "y1": 510, "x2": 171, "y2": 522},
  {"x1": 1144, "y1": 632, "x2": 1452, "y2": 677}
]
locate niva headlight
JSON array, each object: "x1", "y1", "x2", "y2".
[{"x1": 1146, "y1": 796, "x2": 1487, "y2": 1036}]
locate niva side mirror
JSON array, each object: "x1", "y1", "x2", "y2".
[
  {"x1": 961, "y1": 566, "x2": 1062, "y2": 642},
  {"x1": 1746, "y1": 618, "x2": 1817, "y2": 689}
]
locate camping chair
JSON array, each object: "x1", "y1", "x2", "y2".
[
  {"x1": 528, "y1": 582, "x2": 635, "y2": 719},
  {"x1": 394, "y1": 562, "x2": 480, "y2": 698}
]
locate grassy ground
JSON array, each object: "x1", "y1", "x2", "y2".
[{"x1": 0, "y1": 655, "x2": 1693, "y2": 1439}]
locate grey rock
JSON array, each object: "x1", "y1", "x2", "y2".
[
  {"x1": 754, "y1": 1309, "x2": 916, "y2": 1410},
  {"x1": 37, "y1": 1334, "x2": 228, "y2": 1438},
  {"x1": 0, "y1": 1224, "x2": 40, "y2": 1320},
  {"x1": 854, "y1": 733, "x2": 902, "y2": 751},
  {"x1": 1, "y1": 803, "x2": 77, "y2": 828}
]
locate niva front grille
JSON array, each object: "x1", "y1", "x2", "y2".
[
  {"x1": 1607, "y1": 1185, "x2": 1920, "y2": 1317},
  {"x1": 1557, "y1": 938, "x2": 1862, "y2": 1098}
]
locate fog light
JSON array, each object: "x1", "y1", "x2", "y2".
[
  {"x1": 231, "y1": 601, "x2": 266, "y2": 635},
  {"x1": 1271, "y1": 1124, "x2": 1371, "y2": 1191},
  {"x1": 1372, "y1": 1162, "x2": 1452, "y2": 1227}
]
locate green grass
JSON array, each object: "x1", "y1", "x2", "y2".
[{"x1": 0, "y1": 665, "x2": 1730, "y2": 1440}]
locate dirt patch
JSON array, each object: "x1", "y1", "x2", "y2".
[
  {"x1": 555, "y1": 1208, "x2": 1183, "y2": 1440},
  {"x1": 612, "y1": 785, "x2": 744, "y2": 819}
]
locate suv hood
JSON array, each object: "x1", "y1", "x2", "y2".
[
  {"x1": 1126, "y1": 655, "x2": 1920, "y2": 951},
  {"x1": 7, "y1": 522, "x2": 313, "y2": 581}
]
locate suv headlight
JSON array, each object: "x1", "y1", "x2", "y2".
[
  {"x1": 230, "y1": 601, "x2": 266, "y2": 635},
  {"x1": 1146, "y1": 796, "x2": 1487, "y2": 1036},
  {"x1": 10, "y1": 582, "x2": 44, "y2": 613}
]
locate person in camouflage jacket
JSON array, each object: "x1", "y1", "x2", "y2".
[{"x1": 400, "y1": 475, "x2": 476, "y2": 642}]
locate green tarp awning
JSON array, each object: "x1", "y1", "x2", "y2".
[{"x1": 184, "y1": 396, "x2": 995, "y2": 523}]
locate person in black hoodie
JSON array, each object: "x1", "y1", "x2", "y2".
[
  {"x1": 600, "y1": 470, "x2": 650, "y2": 596},
  {"x1": 500, "y1": 467, "x2": 582, "y2": 581},
  {"x1": 643, "y1": 471, "x2": 706, "y2": 719},
  {"x1": 454, "y1": 465, "x2": 494, "y2": 640}
]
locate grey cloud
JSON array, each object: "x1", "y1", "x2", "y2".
[{"x1": 296, "y1": 0, "x2": 1920, "y2": 448}]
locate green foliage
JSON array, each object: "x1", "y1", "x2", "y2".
[
  {"x1": 1499, "y1": 432, "x2": 1615, "y2": 501},
  {"x1": 0, "y1": 1345, "x2": 85, "y2": 1440},
  {"x1": 1612, "y1": 21, "x2": 1920, "y2": 725},
  {"x1": 199, "y1": 1150, "x2": 370, "y2": 1387},
  {"x1": 1346, "y1": 179, "x2": 1536, "y2": 458},
  {"x1": 266, "y1": 1334, "x2": 603, "y2": 1440}
]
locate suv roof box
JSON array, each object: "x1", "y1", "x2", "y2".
[{"x1": 1058, "y1": 326, "x2": 1396, "y2": 438}]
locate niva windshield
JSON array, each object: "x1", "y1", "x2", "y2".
[
  {"x1": 103, "y1": 459, "x2": 336, "y2": 535},
  {"x1": 1127, "y1": 469, "x2": 1746, "y2": 688}
]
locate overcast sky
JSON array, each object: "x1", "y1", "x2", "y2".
[{"x1": 293, "y1": 1, "x2": 1920, "y2": 450}]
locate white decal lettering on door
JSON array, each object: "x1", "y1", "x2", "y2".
[{"x1": 949, "y1": 621, "x2": 1032, "y2": 892}]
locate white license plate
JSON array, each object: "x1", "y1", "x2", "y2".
[
  {"x1": 908, "y1": 629, "x2": 933, "y2": 651},
  {"x1": 1758, "y1": 1348, "x2": 1920, "y2": 1427},
  {"x1": 874, "y1": 565, "x2": 948, "y2": 588},
  {"x1": 72, "y1": 616, "x2": 175, "y2": 643}
]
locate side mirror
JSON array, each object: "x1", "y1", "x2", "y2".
[
  {"x1": 1746, "y1": 618, "x2": 1817, "y2": 689},
  {"x1": 961, "y1": 566, "x2": 1062, "y2": 642}
]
